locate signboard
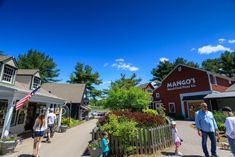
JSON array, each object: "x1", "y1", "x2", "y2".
[{"x1": 167, "y1": 78, "x2": 196, "y2": 91}]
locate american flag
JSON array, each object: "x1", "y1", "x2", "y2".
[{"x1": 15, "y1": 86, "x2": 41, "y2": 111}]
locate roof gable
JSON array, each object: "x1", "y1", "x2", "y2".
[
  {"x1": 159, "y1": 64, "x2": 234, "y2": 84},
  {"x1": 17, "y1": 69, "x2": 40, "y2": 76},
  {"x1": 0, "y1": 56, "x2": 18, "y2": 68}
]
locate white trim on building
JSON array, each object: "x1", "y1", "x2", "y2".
[{"x1": 180, "y1": 90, "x2": 212, "y2": 117}]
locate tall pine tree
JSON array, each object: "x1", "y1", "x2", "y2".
[{"x1": 17, "y1": 49, "x2": 60, "y2": 83}]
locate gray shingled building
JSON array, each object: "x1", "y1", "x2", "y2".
[{"x1": 42, "y1": 83, "x2": 90, "y2": 120}]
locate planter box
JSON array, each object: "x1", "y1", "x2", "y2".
[
  {"x1": 60, "y1": 125, "x2": 68, "y2": 133},
  {"x1": 0, "y1": 140, "x2": 17, "y2": 155},
  {"x1": 88, "y1": 147, "x2": 102, "y2": 157}
]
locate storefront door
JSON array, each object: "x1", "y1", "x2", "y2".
[
  {"x1": 24, "y1": 103, "x2": 46, "y2": 130},
  {"x1": 187, "y1": 100, "x2": 204, "y2": 120}
]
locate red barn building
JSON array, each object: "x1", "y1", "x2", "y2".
[{"x1": 153, "y1": 64, "x2": 234, "y2": 119}]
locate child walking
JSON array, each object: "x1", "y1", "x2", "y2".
[
  {"x1": 100, "y1": 131, "x2": 110, "y2": 157},
  {"x1": 171, "y1": 121, "x2": 183, "y2": 156}
]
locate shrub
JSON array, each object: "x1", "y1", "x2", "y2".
[
  {"x1": 112, "y1": 111, "x2": 166, "y2": 127},
  {"x1": 213, "y1": 111, "x2": 226, "y2": 124},
  {"x1": 99, "y1": 114, "x2": 137, "y2": 155},
  {"x1": 143, "y1": 109, "x2": 158, "y2": 116},
  {"x1": 61, "y1": 117, "x2": 82, "y2": 128},
  {"x1": 217, "y1": 122, "x2": 225, "y2": 131}
]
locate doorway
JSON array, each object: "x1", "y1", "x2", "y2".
[
  {"x1": 187, "y1": 100, "x2": 204, "y2": 120},
  {"x1": 24, "y1": 103, "x2": 46, "y2": 130}
]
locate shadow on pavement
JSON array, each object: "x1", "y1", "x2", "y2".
[
  {"x1": 161, "y1": 152, "x2": 203, "y2": 157},
  {"x1": 81, "y1": 147, "x2": 90, "y2": 156},
  {"x1": 161, "y1": 152, "x2": 175, "y2": 156},
  {"x1": 18, "y1": 154, "x2": 33, "y2": 157},
  {"x1": 183, "y1": 156, "x2": 203, "y2": 157}
]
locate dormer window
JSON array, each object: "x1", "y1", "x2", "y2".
[
  {"x1": 2, "y1": 65, "x2": 15, "y2": 84},
  {"x1": 209, "y1": 74, "x2": 217, "y2": 85},
  {"x1": 33, "y1": 77, "x2": 41, "y2": 89}
]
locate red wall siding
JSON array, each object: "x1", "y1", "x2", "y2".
[
  {"x1": 216, "y1": 77, "x2": 231, "y2": 87},
  {"x1": 154, "y1": 65, "x2": 211, "y2": 115}
]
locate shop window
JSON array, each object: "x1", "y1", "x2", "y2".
[
  {"x1": 149, "y1": 102, "x2": 155, "y2": 110},
  {"x1": 11, "y1": 109, "x2": 19, "y2": 126},
  {"x1": 169, "y1": 102, "x2": 176, "y2": 113},
  {"x1": 18, "y1": 111, "x2": 25, "y2": 124},
  {"x1": 0, "y1": 100, "x2": 8, "y2": 127},
  {"x1": 148, "y1": 102, "x2": 162, "y2": 111},
  {"x1": 2, "y1": 65, "x2": 15, "y2": 84}
]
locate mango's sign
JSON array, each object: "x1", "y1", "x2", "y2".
[{"x1": 167, "y1": 78, "x2": 196, "y2": 91}]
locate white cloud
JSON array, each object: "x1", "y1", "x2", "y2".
[
  {"x1": 103, "y1": 63, "x2": 109, "y2": 67},
  {"x1": 198, "y1": 45, "x2": 232, "y2": 54},
  {"x1": 191, "y1": 48, "x2": 196, "y2": 51},
  {"x1": 228, "y1": 40, "x2": 235, "y2": 44},
  {"x1": 115, "y1": 58, "x2": 125, "y2": 62},
  {"x1": 112, "y1": 59, "x2": 139, "y2": 71},
  {"x1": 159, "y1": 57, "x2": 169, "y2": 63},
  {"x1": 218, "y1": 38, "x2": 226, "y2": 43},
  {"x1": 101, "y1": 81, "x2": 111, "y2": 85}
]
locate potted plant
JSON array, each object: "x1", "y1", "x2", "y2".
[
  {"x1": 60, "y1": 117, "x2": 69, "y2": 132},
  {"x1": 88, "y1": 141, "x2": 102, "y2": 157},
  {"x1": 0, "y1": 136, "x2": 18, "y2": 155}
]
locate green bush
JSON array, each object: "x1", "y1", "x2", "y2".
[
  {"x1": 143, "y1": 109, "x2": 158, "y2": 116},
  {"x1": 213, "y1": 111, "x2": 226, "y2": 124},
  {"x1": 99, "y1": 114, "x2": 137, "y2": 155},
  {"x1": 61, "y1": 117, "x2": 82, "y2": 128},
  {"x1": 217, "y1": 122, "x2": 225, "y2": 131}
]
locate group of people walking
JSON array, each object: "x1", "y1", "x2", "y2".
[
  {"x1": 171, "y1": 102, "x2": 235, "y2": 157},
  {"x1": 32, "y1": 108, "x2": 57, "y2": 157},
  {"x1": 31, "y1": 102, "x2": 235, "y2": 157}
]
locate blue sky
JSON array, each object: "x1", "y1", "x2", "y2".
[{"x1": 0, "y1": 0, "x2": 235, "y2": 89}]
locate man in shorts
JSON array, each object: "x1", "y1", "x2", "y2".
[{"x1": 47, "y1": 108, "x2": 57, "y2": 143}]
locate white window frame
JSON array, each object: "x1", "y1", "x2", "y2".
[
  {"x1": 148, "y1": 102, "x2": 162, "y2": 111},
  {"x1": 209, "y1": 75, "x2": 217, "y2": 85},
  {"x1": 32, "y1": 77, "x2": 41, "y2": 89},
  {"x1": 155, "y1": 93, "x2": 160, "y2": 99},
  {"x1": 2, "y1": 65, "x2": 15, "y2": 84},
  {"x1": 168, "y1": 102, "x2": 176, "y2": 113}
]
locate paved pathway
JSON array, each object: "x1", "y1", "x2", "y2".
[
  {"x1": 160, "y1": 120, "x2": 232, "y2": 157},
  {"x1": 4, "y1": 119, "x2": 97, "y2": 157}
]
